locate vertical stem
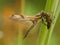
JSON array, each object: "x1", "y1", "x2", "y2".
[
  {"x1": 14, "y1": 0, "x2": 25, "y2": 45},
  {"x1": 21, "y1": 0, "x2": 25, "y2": 15},
  {"x1": 14, "y1": 0, "x2": 22, "y2": 45},
  {"x1": 17, "y1": 0, "x2": 25, "y2": 45},
  {"x1": 18, "y1": 24, "x2": 23, "y2": 45},
  {"x1": 37, "y1": 0, "x2": 59, "y2": 45},
  {"x1": 44, "y1": 0, "x2": 59, "y2": 45}
]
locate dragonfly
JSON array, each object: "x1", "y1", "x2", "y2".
[{"x1": 9, "y1": 11, "x2": 52, "y2": 39}]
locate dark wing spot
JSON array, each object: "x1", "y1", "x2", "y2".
[
  {"x1": 20, "y1": 15, "x2": 24, "y2": 19},
  {"x1": 12, "y1": 14, "x2": 14, "y2": 17}
]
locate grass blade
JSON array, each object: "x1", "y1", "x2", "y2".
[{"x1": 44, "y1": 0, "x2": 60, "y2": 45}]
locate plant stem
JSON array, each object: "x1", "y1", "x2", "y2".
[
  {"x1": 17, "y1": 0, "x2": 25, "y2": 45},
  {"x1": 44, "y1": 0, "x2": 60, "y2": 45},
  {"x1": 37, "y1": 0, "x2": 60, "y2": 45}
]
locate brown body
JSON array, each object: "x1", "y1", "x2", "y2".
[
  {"x1": 35, "y1": 11, "x2": 52, "y2": 29},
  {"x1": 24, "y1": 11, "x2": 52, "y2": 39},
  {"x1": 10, "y1": 11, "x2": 52, "y2": 39}
]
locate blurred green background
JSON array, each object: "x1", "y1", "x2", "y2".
[{"x1": 0, "y1": 0, "x2": 60, "y2": 45}]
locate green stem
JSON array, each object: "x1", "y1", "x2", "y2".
[
  {"x1": 37, "y1": 0, "x2": 60, "y2": 45},
  {"x1": 44, "y1": 0, "x2": 60, "y2": 45}
]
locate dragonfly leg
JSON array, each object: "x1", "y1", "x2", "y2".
[{"x1": 42, "y1": 18, "x2": 47, "y2": 25}]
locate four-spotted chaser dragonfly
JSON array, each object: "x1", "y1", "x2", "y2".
[{"x1": 9, "y1": 11, "x2": 52, "y2": 39}]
